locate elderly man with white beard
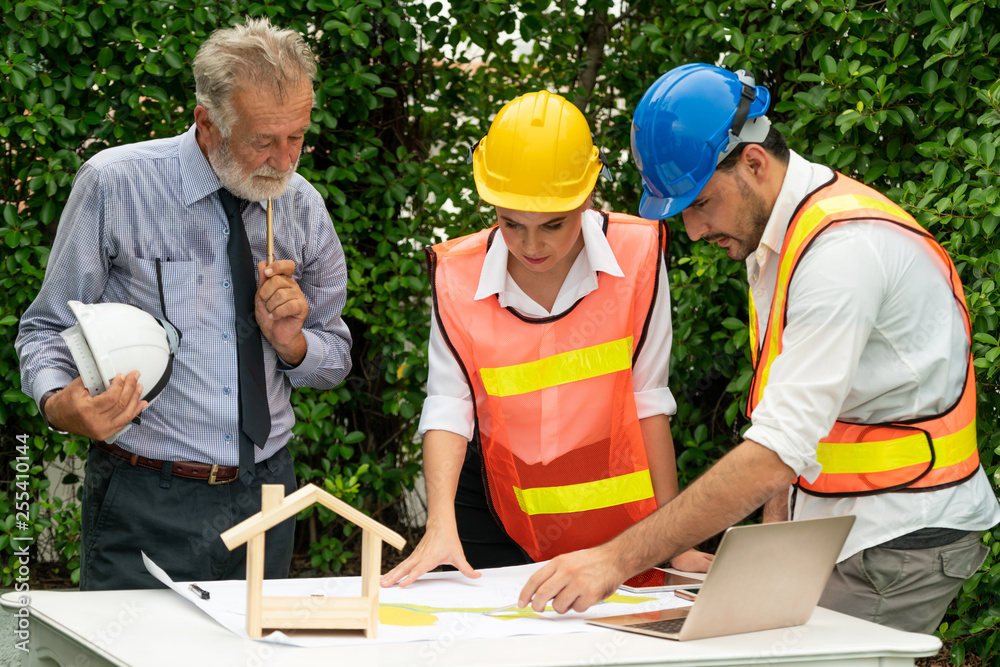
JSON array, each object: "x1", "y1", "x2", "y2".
[{"x1": 16, "y1": 17, "x2": 352, "y2": 590}]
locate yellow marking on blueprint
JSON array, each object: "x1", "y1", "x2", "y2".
[
  {"x1": 379, "y1": 592, "x2": 658, "y2": 626},
  {"x1": 380, "y1": 603, "x2": 538, "y2": 625},
  {"x1": 490, "y1": 609, "x2": 549, "y2": 621},
  {"x1": 606, "y1": 593, "x2": 656, "y2": 604},
  {"x1": 379, "y1": 606, "x2": 438, "y2": 626}
]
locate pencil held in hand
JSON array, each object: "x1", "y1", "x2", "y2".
[{"x1": 266, "y1": 198, "x2": 274, "y2": 264}]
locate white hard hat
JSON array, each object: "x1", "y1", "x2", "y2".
[{"x1": 60, "y1": 301, "x2": 181, "y2": 442}]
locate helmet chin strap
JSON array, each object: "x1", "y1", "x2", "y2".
[{"x1": 143, "y1": 317, "x2": 181, "y2": 405}]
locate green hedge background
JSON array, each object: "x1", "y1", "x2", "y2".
[{"x1": 2, "y1": 0, "x2": 998, "y2": 662}]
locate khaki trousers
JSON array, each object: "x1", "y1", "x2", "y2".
[{"x1": 818, "y1": 530, "x2": 988, "y2": 634}]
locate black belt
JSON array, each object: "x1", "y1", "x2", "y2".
[
  {"x1": 94, "y1": 440, "x2": 240, "y2": 484},
  {"x1": 880, "y1": 527, "x2": 970, "y2": 550}
]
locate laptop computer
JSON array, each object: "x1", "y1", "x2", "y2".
[{"x1": 588, "y1": 515, "x2": 855, "y2": 641}]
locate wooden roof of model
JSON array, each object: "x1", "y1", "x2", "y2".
[{"x1": 220, "y1": 482, "x2": 406, "y2": 551}]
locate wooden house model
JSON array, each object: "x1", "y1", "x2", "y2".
[{"x1": 220, "y1": 483, "x2": 406, "y2": 639}]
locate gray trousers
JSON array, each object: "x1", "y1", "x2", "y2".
[
  {"x1": 818, "y1": 530, "x2": 988, "y2": 634},
  {"x1": 81, "y1": 445, "x2": 296, "y2": 591}
]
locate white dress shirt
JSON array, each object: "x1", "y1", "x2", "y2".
[
  {"x1": 419, "y1": 209, "x2": 676, "y2": 438},
  {"x1": 745, "y1": 151, "x2": 1000, "y2": 561}
]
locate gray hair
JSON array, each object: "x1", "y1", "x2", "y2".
[{"x1": 193, "y1": 16, "x2": 317, "y2": 137}]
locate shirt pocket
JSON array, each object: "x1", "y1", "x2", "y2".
[{"x1": 119, "y1": 255, "x2": 199, "y2": 337}]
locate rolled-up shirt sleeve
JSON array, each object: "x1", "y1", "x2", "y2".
[{"x1": 744, "y1": 226, "x2": 885, "y2": 479}]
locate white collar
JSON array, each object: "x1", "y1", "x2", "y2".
[
  {"x1": 474, "y1": 209, "x2": 625, "y2": 306},
  {"x1": 747, "y1": 151, "x2": 835, "y2": 276}
]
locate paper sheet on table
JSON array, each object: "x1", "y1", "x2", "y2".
[{"x1": 142, "y1": 552, "x2": 690, "y2": 647}]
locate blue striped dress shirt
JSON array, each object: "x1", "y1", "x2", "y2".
[{"x1": 16, "y1": 125, "x2": 352, "y2": 465}]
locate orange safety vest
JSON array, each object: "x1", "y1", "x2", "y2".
[
  {"x1": 747, "y1": 173, "x2": 980, "y2": 496},
  {"x1": 427, "y1": 212, "x2": 667, "y2": 561}
]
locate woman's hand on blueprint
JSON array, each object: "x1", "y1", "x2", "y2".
[{"x1": 381, "y1": 522, "x2": 481, "y2": 588}]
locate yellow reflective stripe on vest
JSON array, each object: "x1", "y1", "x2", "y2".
[
  {"x1": 480, "y1": 336, "x2": 633, "y2": 398},
  {"x1": 790, "y1": 194, "x2": 912, "y2": 252},
  {"x1": 815, "y1": 420, "x2": 978, "y2": 475},
  {"x1": 512, "y1": 469, "x2": 654, "y2": 516},
  {"x1": 753, "y1": 194, "x2": 914, "y2": 404}
]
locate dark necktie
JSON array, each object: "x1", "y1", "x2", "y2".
[{"x1": 218, "y1": 188, "x2": 271, "y2": 485}]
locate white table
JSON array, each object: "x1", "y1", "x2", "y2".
[{"x1": 1, "y1": 589, "x2": 940, "y2": 667}]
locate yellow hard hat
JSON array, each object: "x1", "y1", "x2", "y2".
[{"x1": 471, "y1": 91, "x2": 610, "y2": 212}]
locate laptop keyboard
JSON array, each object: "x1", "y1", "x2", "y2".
[{"x1": 632, "y1": 618, "x2": 687, "y2": 634}]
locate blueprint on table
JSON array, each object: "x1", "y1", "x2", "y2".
[{"x1": 143, "y1": 552, "x2": 690, "y2": 647}]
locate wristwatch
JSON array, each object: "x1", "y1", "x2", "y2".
[{"x1": 39, "y1": 388, "x2": 69, "y2": 435}]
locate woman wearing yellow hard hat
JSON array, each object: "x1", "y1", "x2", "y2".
[{"x1": 382, "y1": 91, "x2": 711, "y2": 587}]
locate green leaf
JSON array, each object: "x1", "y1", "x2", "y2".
[
  {"x1": 980, "y1": 140, "x2": 996, "y2": 168},
  {"x1": 350, "y1": 31, "x2": 370, "y2": 48},
  {"x1": 950, "y1": 1, "x2": 971, "y2": 20},
  {"x1": 88, "y1": 8, "x2": 106, "y2": 30},
  {"x1": 342, "y1": 431, "x2": 365, "y2": 444},
  {"x1": 729, "y1": 30, "x2": 745, "y2": 52},
  {"x1": 951, "y1": 641, "x2": 965, "y2": 665},
  {"x1": 892, "y1": 33, "x2": 909, "y2": 58},
  {"x1": 163, "y1": 50, "x2": 184, "y2": 70},
  {"x1": 724, "y1": 400, "x2": 739, "y2": 426},
  {"x1": 930, "y1": 0, "x2": 951, "y2": 24},
  {"x1": 972, "y1": 65, "x2": 995, "y2": 81},
  {"x1": 97, "y1": 47, "x2": 114, "y2": 69},
  {"x1": 932, "y1": 161, "x2": 948, "y2": 188},
  {"x1": 2, "y1": 389, "x2": 28, "y2": 403},
  {"x1": 922, "y1": 70, "x2": 938, "y2": 95}
]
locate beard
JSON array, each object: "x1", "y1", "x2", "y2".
[
  {"x1": 710, "y1": 173, "x2": 770, "y2": 262},
  {"x1": 208, "y1": 138, "x2": 299, "y2": 201}
]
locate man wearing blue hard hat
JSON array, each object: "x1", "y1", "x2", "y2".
[{"x1": 519, "y1": 63, "x2": 1000, "y2": 633}]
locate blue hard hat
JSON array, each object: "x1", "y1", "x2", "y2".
[{"x1": 631, "y1": 64, "x2": 771, "y2": 220}]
